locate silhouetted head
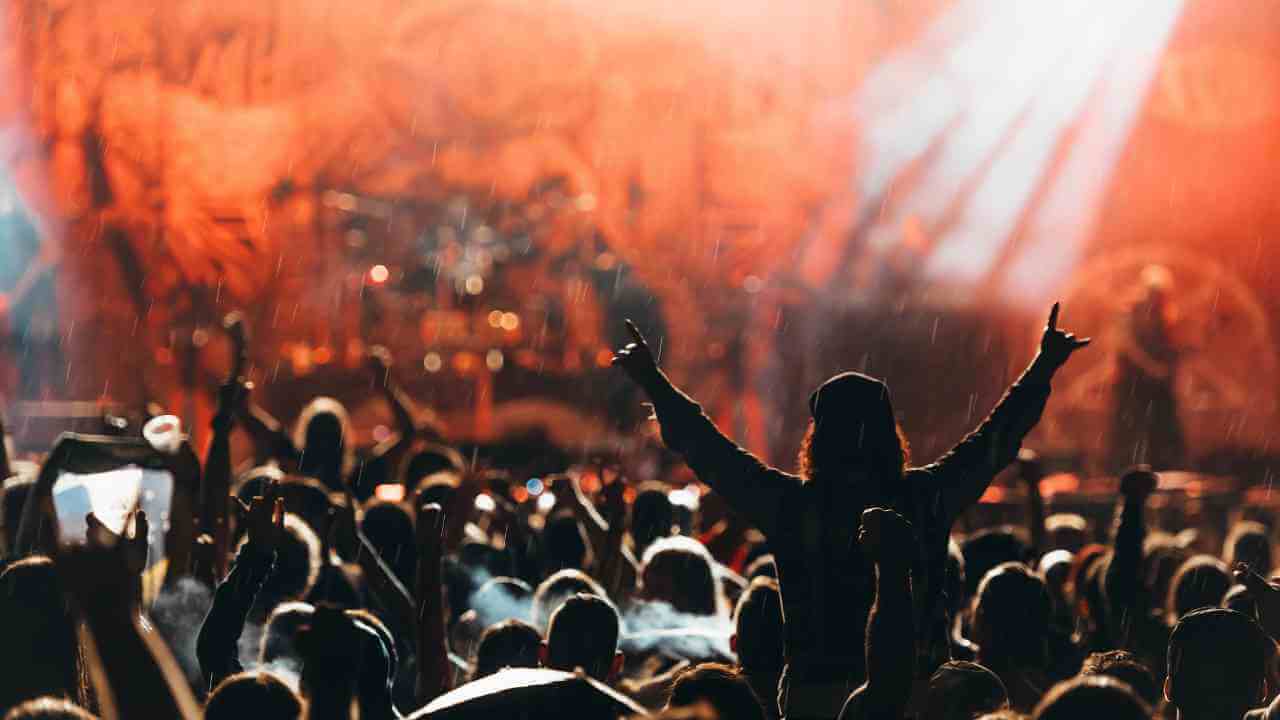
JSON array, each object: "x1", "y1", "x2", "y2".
[
  {"x1": 1225, "y1": 521, "x2": 1273, "y2": 575},
  {"x1": 667, "y1": 663, "x2": 766, "y2": 720},
  {"x1": 1032, "y1": 676, "x2": 1149, "y2": 720},
  {"x1": 961, "y1": 527, "x2": 1031, "y2": 599},
  {"x1": 360, "y1": 500, "x2": 417, "y2": 588},
  {"x1": 205, "y1": 671, "x2": 302, "y2": 720},
  {"x1": 1167, "y1": 555, "x2": 1231, "y2": 624},
  {"x1": 632, "y1": 484, "x2": 675, "y2": 552},
  {"x1": 531, "y1": 569, "x2": 607, "y2": 631},
  {"x1": 924, "y1": 661, "x2": 1009, "y2": 720},
  {"x1": 641, "y1": 536, "x2": 720, "y2": 617},
  {"x1": 2, "y1": 697, "x2": 96, "y2": 720},
  {"x1": 0, "y1": 557, "x2": 86, "y2": 712},
  {"x1": 293, "y1": 397, "x2": 354, "y2": 488},
  {"x1": 1166, "y1": 608, "x2": 1269, "y2": 718},
  {"x1": 543, "y1": 593, "x2": 622, "y2": 681},
  {"x1": 261, "y1": 601, "x2": 315, "y2": 669},
  {"x1": 1078, "y1": 650, "x2": 1159, "y2": 708},
  {"x1": 1044, "y1": 513, "x2": 1089, "y2": 553},
  {"x1": 971, "y1": 563, "x2": 1050, "y2": 666},
  {"x1": 415, "y1": 471, "x2": 461, "y2": 509},
  {"x1": 542, "y1": 511, "x2": 589, "y2": 573},
  {"x1": 400, "y1": 444, "x2": 465, "y2": 487},
  {"x1": 473, "y1": 619, "x2": 542, "y2": 679},
  {"x1": 732, "y1": 578, "x2": 783, "y2": 678},
  {"x1": 799, "y1": 372, "x2": 907, "y2": 491}
]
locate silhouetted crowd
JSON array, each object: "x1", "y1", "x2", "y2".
[{"x1": 2, "y1": 305, "x2": 1279, "y2": 720}]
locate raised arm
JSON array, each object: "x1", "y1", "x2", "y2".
[
  {"x1": 565, "y1": 471, "x2": 639, "y2": 597},
  {"x1": 840, "y1": 508, "x2": 917, "y2": 720},
  {"x1": 196, "y1": 489, "x2": 283, "y2": 688},
  {"x1": 1102, "y1": 467, "x2": 1156, "y2": 648},
  {"x1": 363, "y1": 346, "x2": 421, "y2": 470},
  {"x1": 929, "y1": 303, "x2": 1090, "y2": 518},
  {"x1": 237, "y1": 401, "x2": 300, "y2": 466},
  {"x1": 612, "y1": 320, "x2": 797, "y2": 536},
  {"x1": 416, "y1": 503, "x2": 451, "y2": 705},
  {"x1": 197, "y1": 379, "x2": 248, "y2": 585},
  {"x1": 1017, "y1": 450, "x2": 1047, "y2": 559},
  {"x1": 59, "y1": 512, "x2": 201, "y2": 720}
]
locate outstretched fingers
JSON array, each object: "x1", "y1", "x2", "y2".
[{"x1": 1047, "y1": 302, "x2": 1060, "y2": 331}]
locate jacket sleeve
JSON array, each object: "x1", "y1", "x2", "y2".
[
  {"x1": 647, "y1": 382, "x2": 799, "y2": 537},
  {"x1": 196, "y1": 543, "x2": 275, "y2": 689},
  {"x1": 922, "y1": 372, "x2": 1052, "y2": 520}
]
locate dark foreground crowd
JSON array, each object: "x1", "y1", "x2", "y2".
[{"x1": 1, "y1": 306, "x2": 1279, "y2": 720}]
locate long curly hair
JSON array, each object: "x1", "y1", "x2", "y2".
[{"x1": 796, "y1": 418, "x2": 910, "y2": 486}]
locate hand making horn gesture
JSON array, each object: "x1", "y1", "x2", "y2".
[{"x1": 1039, "y1": 302, "x2": 1091, "y2": 369}]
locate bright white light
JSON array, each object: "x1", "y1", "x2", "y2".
[
  {"x1": 843, "y1": 0, "x2": 1184, "y2": 303},
  {"x1": 537, "y1": 492, "x2": 557, "y2": 513}
]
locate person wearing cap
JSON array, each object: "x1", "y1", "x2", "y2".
[{"x1": 611, "y1": 305, "x2": 1089, "y2": 719}]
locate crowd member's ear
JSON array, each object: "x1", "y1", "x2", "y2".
[
  {"x1": 730, "y1": 633, "x2": 738, "y2": 654},
  {"x1": 609, "y1": 651, "x2": 624, "y2": 682},
  {"x1": 538, "y1": 642, "x2": 549, "y2": 667}
]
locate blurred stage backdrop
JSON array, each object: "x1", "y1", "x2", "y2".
[{"x1": 1, "y1": 0, "x2": 1279, "y2": 476}]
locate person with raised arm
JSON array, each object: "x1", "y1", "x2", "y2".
[
  {"x1": 196, "y1": 484, "x2": 285, "y2": 688},
  {"x1": 57, "y1": 509, "x2": 201, "y2": 720},
  {"x1": 838, "y1": 507, "x2": 918, "y2": 720},
  {"x1": 611, "y1": 304, "x2": 1090, "y2": 719},
  {"x1": 237, "y1": 346, "x2": 426, "y2": 497}
]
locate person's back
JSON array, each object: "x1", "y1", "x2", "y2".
[
  {"x1": 733, "y1": 578, "x2": 785, "y2": 720},
  {"x1": 1165, "y1": 608, "x2": 1269, "y2": 720},
  {"x1": 970, "y1": 563, "x2": 1052, "y2": 712},
  {"x1": 0, "y1": 558, "x2": 86, "y2": 715},
  {"x1": 542, "y1": 593, "x2": 622, "y2": 682},
  {"x1": 611, "y1": 309, "x2": 1089, "y2": 719}
]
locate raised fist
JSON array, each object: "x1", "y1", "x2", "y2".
[
  {"x1": 1119, "y1": 466, "x2": 1159, "y2": 499},
  {"x1": 858, "y1": 507, "x2": 914, "y2": 565}
]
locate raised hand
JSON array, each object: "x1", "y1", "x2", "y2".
[
  {"x1": 611, "y1": 319, "x2": 660, "y2": 386},
  {"x1": 1235, "y1": 564, "x2": 1280, "y2": 641},
  {"x1": 1039, "y1": 302, "x2": 1091, "y2": 368},
  {"x1": 87, "y1": 509, "x2": 150, "y2": 577},
  {"x1": 1119, "y1": 465, "x2": 1159, "y2": 500},
  {"x1": 366, "y1": 344, "x2": 394, "y2": 379},
  {"x1": 235, "y1": 482, "x2": 285, "y2": 552},
  {"x1": 416, "y1": 502, "x2": 445, "y2": 559},
  {"x1": 60, "y1": 509, "x2": 151, "y2": 613},
  {"x1": 858, "y1": 507, "x2": 914, "y2": 567},
  {"x1": 215, "y1": 378, "x2": 251, "y2": 424}
]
